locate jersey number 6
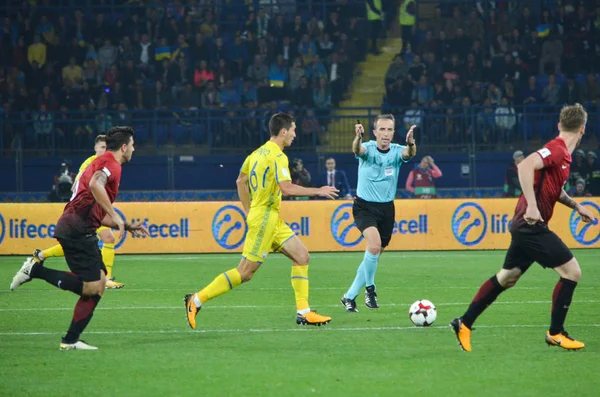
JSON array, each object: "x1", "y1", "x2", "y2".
[{"x1": 249, "y1": 161, "x2": 270, "y2": 192}]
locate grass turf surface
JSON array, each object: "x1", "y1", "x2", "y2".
[{"x1": 0, "y1": 250, "x2": 599, "y2": 396}]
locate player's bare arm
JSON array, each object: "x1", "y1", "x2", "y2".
[
  {"x1": 401, "y1": 125, "x2": 417, "y2": 160},
  {"x1": 517, "y1": 152, "x2": 545, "y2": 224},
  {"x1": 558, "y1": 189, "x2": 578, "y2": 209},
  {"x1": 101, "y1": 216, "x2": 149, "y2": 237},
  {"x1": 236, "y1": 172, "x2": 251, "y2": 213},
  {"x1": 89, "y1": 170, "x2": 125, "y2": 238},
  {"x1": 278, "y1": 180, "x2": 339, "y2": 200},
  {"x1": 559, "y1": 189, "x2": 596, "y2": 223},
  {"x1": 352, "y1": 122, "x2": 366, "y2": 156}
]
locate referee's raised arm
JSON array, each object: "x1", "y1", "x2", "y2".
[
  {"x1": 402, "y1": 124, "x2": 417, "y2": 160},
  {"x1": 352, "y1": 121, "x2": 366, "y2": 156}
]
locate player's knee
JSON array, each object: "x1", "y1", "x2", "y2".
[
  {"x1": 296, "y1": 250, "x2": 310, "y2": 266},
  {"x1": 239, "y1": 268, "x2": 256, "y2": 283},
  {"x1": 237, "y1": 265, "x2": 256, "y2": 283},
  {"x1": 497, "y1": 269, "x2": 521, "y2": 289},
  {"x1": 82, "y1": 281, "x2": 104, "y2": 297},
  {"x1": 565, "y1": 260, "x2": 582, "y2": 282},
  {"x1": 101, "y1": 232, "x2": 116, "y2": 245},
  {"x1": 367, "y1": 244, "x2": 381, "y2": 256}
]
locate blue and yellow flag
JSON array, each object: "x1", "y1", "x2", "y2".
[
  {"x1": 269, "y1": 73, "x2": 285, "y2": 88},
  {"x1": 155, "y1": 46, "x2": 171, "y2": 61},
  {"x1": 537, "y1": 25, "x2": 550, "y2": 38},
  {"x1": 77, "y1": 32, "x2": 85, "y2": 47}
]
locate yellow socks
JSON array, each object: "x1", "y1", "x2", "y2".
[
  {"x1": 101, "y1": 243, "x2": 115, "y2": 279},
  {"x1": 196, "y1": 269, "x2": 242, "y2": 305},
  {"x1": 291, "y1": 265, "x2": 310, "y2": 314},
  {"x1": 41, "y1": 244, "x2": 64, "y2": 260}
]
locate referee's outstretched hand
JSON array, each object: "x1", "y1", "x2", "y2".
[
  {"x1": 317, "y1": 185, "x2": 339, "y2": 200},
  {"x1": 355, "y1": 123, "x2": 364, "y2": 137},
  {"x1": 406, "y1": 125, "x2": 417, "y2": 145}
]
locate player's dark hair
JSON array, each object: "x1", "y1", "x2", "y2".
[
  {"x1": 269, "y1": 112, "x2": 295, "y2": 137},
  {"x1": 106, "y1": 126, "x2": 134, "y2": 151},
  {"x1": 559, "y1": 103, "x2": 588, "y2": 132},
  {"x1": 373, "y1": 114, "x2": 395, "y2": 130},
  {"x1": 95, "y1": 134, "x2": 106, "y2": 144}
]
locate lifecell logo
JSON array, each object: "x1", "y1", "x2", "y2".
[
  {"x1": 330, "y1": 203, "x2": 363, "y2": 247},
  {"x1": 212, "y1": 205, "x2": 248, "y2": 249},
  {"x1": 452, "y1": 202, "x2": 487, "y2": 246},
  {"x1": 570, "y1": 201, "x2": 600, "y2": 246}
]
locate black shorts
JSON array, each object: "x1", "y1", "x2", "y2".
[
  {"x1": 57, "y1": 234, "x2": 106, "y2": 282},
  {"x1": 352, "y1": 197, "x2": 395, "y2": 248},
  {"x1": 503, "y1": 225, "x2": 574, "y2": 272}
]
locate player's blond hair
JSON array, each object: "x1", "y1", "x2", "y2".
[
  {"x1": 559, "y1": 103, "x2": 587, "y2": 133},
  {"x1": 373, "y1": 114, "x2": 395, "y2": 130},
  {"x1": 95, "y1": 134, "x2": 106, "y2": 144}
]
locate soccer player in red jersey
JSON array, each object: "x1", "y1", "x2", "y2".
[
  {"x1": 450, "y1": 104, "x2": 596, "y2": 352},
  {"x1": 10, "y1": 126, "x2": 148, "y2": 350}
]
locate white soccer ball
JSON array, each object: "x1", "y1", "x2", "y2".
[{"x1": 409, "y1": 299, "x2": 437, "y2": 326}]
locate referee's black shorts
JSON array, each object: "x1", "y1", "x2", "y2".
[
  {"x1": 503, "y1": 224, "x2": 574, "y2": 273},
  {"x1": 57, "y1": 234, "x2": 107, "y2": 282},
  {"x1": 352, "y1": 197, "x2": 395, "y2": 248}
]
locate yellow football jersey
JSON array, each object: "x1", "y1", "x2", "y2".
[
  {"x1": 240, "y1": 141, "x2": 291, "y2": 211},
  {"x1": 74, "y1": 155, "x2": 97, "y2": 183}
]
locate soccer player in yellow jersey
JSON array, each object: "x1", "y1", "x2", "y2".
[
  {"x1": 30, "y1": 135, "x2": 124, "y2": 289},
  {"x1": 184, "y1": 113, "x2": 339, "y2": 328}
]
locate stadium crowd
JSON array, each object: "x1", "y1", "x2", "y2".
[
  {"x1": 385, "y1": 1, "x2": 600, "y2": 147},
  {"x1": 0, "y1": 0, "x2": 367, "y2": 149}
]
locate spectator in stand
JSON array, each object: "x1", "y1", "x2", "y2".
[
  {"x1": 201, "y1": 80, "x2": 220, "y2": 109},
  {"x1": 27, "y1": 35, "x2": 46, "y2": 70},
  {"x1": 412, "y1": 75, "x2": 433, "y2": 106},
  {"x1": 540, "y1": 33, "x2": 562, "y2": 74},
  {"x1": 542, "y1": 74, "x2": 561, "y2": 106},
  {"x1": 62, "y1": 57, "x2": 83, "y2": 87},
  {"x1": 585, "y1": 151, "x2": 600, "y2": 196},
  {"x1": 560, "y1": 76, "x2": 582, "y2": 105},
  {"x1": 319, "y1": 157, "x2": 352, "y2": 200},
  {"x1": 405, "y1": 156, "x2": 442, "y2": 199},
  {"x1": 246, "y1": 54, "x2": 269, "y2": 87},
  {"x1": 570, "y1": 178, "x2": 591, "y2": 197},
  {"x1": 193, "y1": 60, "x2": 214, "y2": 89},
  {"x1": 33, "y1": 104, "x2": 54, "y2": 148},
  {"x1": 290, "y1": 158, "x2": 312, "y2": 200},
  {"x1": 569, "y1": 149, "x2": 586, "y2": 187},
  {"x1": 99, "y1": 39, "x2": 118, "y2": 74},
  {"x1": 494, "y1": 98, "x2": 517, "y2": 144},
  {"x1": 582, "y1": 73, "x2": 600, "y2": 104},
  {"x1": 504, "y1": 150, "x2": 524, "y2": 197},
  {"x1": 293, "y1": 76, "x2": 314, "y2": 108}
]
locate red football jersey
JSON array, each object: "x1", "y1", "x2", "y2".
[
  {"x1": 511, "y1": 137, "x2": 572, "y2": 230},
  {"x1": 54, "y1": 152, "x2": 122, "y2": 238}
]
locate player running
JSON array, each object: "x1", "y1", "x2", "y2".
[
  {"x1": 28, "y1": 135, "x2": 124, "y2": 289},
  {"x1": 451, "y1": 103, "x2": 596, "y2": 352},
  {"x1": 184, "y1": 112, "x2": 339, "y2": 328},
  {"x1": 341, "y1": 115, "x2": 417, "y2": 312},
  {"x1": 10, "y1": 127, "x2": 148, "y2": 350}
]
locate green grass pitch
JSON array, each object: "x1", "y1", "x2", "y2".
[{"x1": 1, "y1": 250, "x2": 599, "y2": 396}]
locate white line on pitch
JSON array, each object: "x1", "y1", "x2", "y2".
[
  {"x1": 0, "y1": 323, "x2": 599, "y2": 336},
  {"x1": 1, "y1": 285, "x2": 597, "y2": 294},
  {"x1": 1, "y1": 300, "x2": 598, "y2": 312}
]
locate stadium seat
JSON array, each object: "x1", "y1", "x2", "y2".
[
  {"x1": 190, "y1": 125, "x2": 206, "y2": 144},
  {"x1": 172, "y1": 125, "x2": 189, "y2": 145}
]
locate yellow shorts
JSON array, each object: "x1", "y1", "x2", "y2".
[
  {"x1": 242, "y1": 209, "x2": 295, "y2": 263},
  {"x1": 96, "y1": 226, "x2": 111, "y2": 234}
]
